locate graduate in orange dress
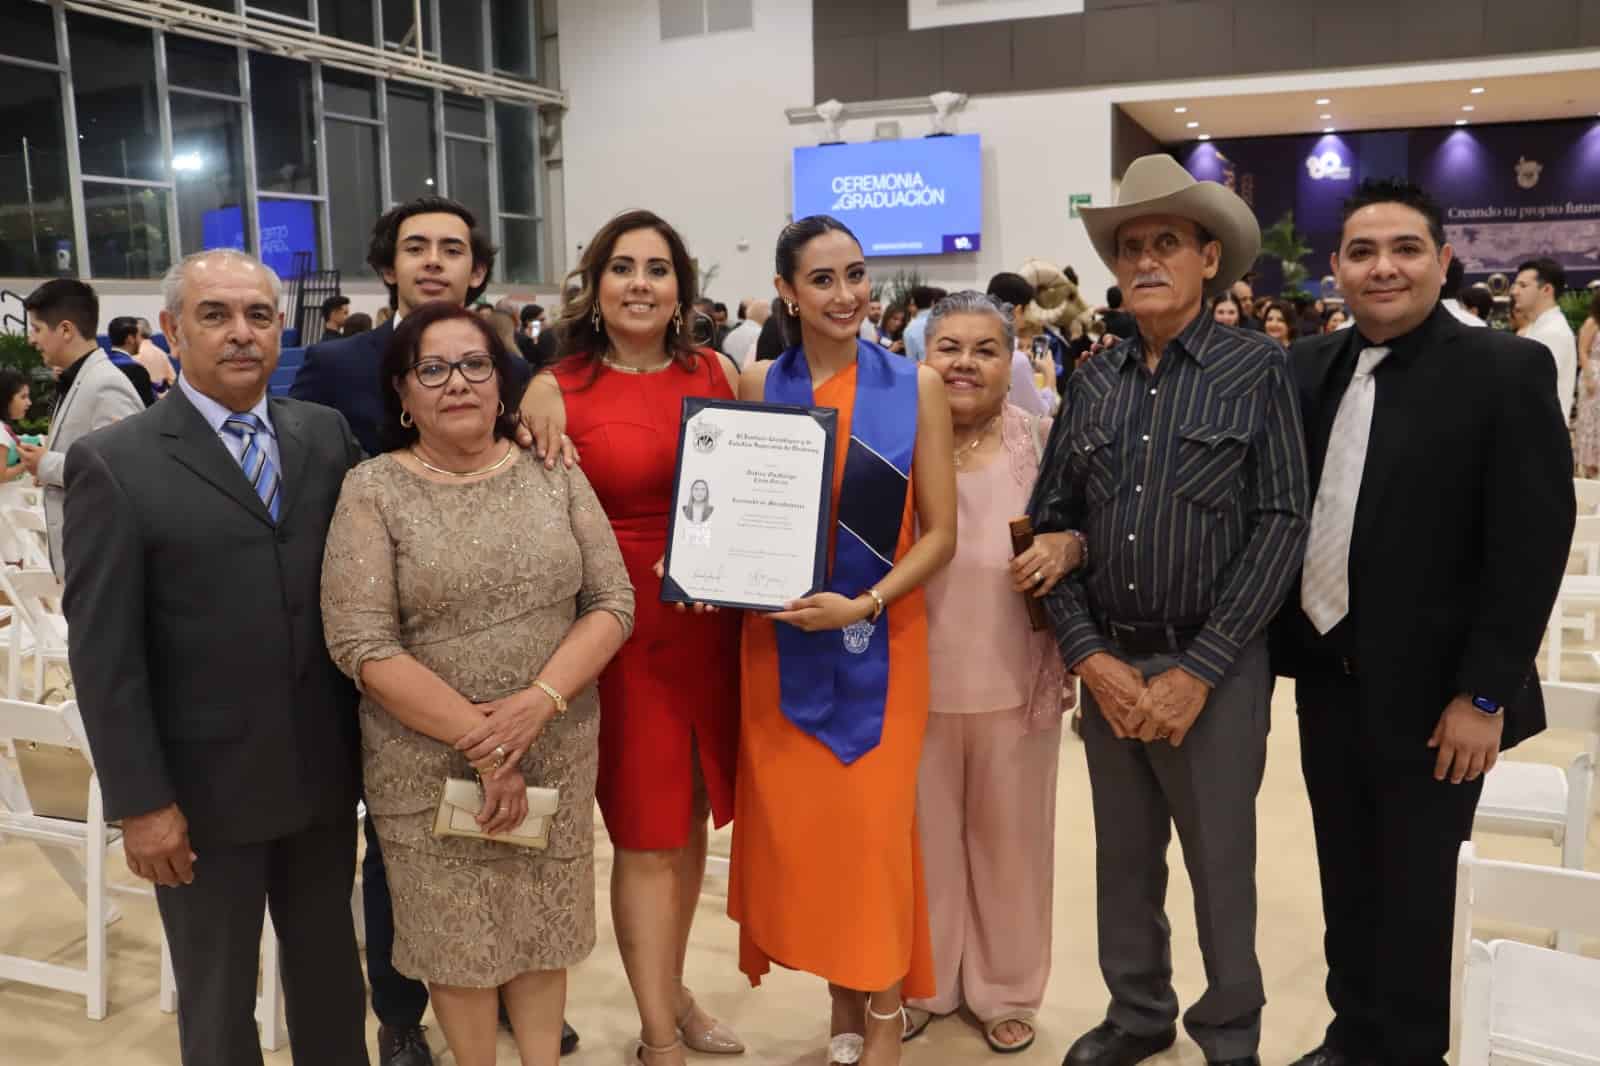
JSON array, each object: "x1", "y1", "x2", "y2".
[{"x1": 729, "y1": 216, "x2": 957, "y2": 1066}]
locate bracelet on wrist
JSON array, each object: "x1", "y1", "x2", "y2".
[
  {"x1": 865, "y1": 587, "x2": 886, "y2": 622},
  {"x1": 532, "y1": 679, "x2": 568, "y2": 716}
]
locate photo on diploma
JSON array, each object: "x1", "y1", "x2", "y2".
[{"x1": 661, "y1": 398, "x2": 837, "y2": 611}]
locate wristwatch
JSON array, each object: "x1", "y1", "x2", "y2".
[{"x1": 1469, "y1": 694, "x2": 1504, "y2": 716}]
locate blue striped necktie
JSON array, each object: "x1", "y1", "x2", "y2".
[{"x1": 222, "y1": 413, "x2": 281, "y2": 521}]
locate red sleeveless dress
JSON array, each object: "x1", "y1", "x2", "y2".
[{"x1": 554, "y1": 352, "x2": 741, "y2": 849}]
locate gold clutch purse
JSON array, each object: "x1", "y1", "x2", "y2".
[{"x1": 432, "y1": 777, "x2": 560, "y2": 850}]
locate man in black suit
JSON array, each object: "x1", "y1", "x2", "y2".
[
  {"x1": 1272, "y1": 179, "x2": 1574, "y2": 1066},
  {"x1": 63, "y1": 249, "x2": 368, "y2": 1065},
  {"x1": 291, "y1": 195, "x2": 577, "y2": 1064}
]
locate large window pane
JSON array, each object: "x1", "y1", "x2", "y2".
[
  {"x1": 1, "y1": 1, "x2": 59, "y2": 64},
  {"x1": 70, "y1": 14, "x2": 164, "y2": 182},
  {"x1": 0, "y1": 63, "x2": 74, "y2": 276},
  {"x1": 502, "y1": 218, "x2": 538, "y2": 284},
  {"x1": 323, "y1": 67, "x2": 376, "y2": 119},
  {"x1": 386, "y1": 84, "x2": 436, "y2": 199},
  {"x1": 170, "y1": 93, "x2": 246, "y2": 255},
  {"x1": 318, "y1": 0, "x2": 374, "y2": 45},
  {"x1": 443, "y1": 93, "x2": 486, "y2": 138},
  {"x1": 166, "y1": 35, "x2": 241, "y2": 95},
  {"x1": 491, "y1": 0, "x2": 532, "y2": 76},
  {"x1": 446, "y1": 139, "x2": 489, "y2": 227},
  {"x1": 258, "y1": 197, "x2": 319, "y2": 279},
  {"x1": 249, "y1": 53, "x2": 317, "y2": 194},
  {"x1": 84, "y1": 182, "x2": 172, "y2": 279},
  {"x1": 325, "y1": 119, "x2": 379, "y2": 276},
  {"x1": 440, "y1": 0, "x2": 483, "y2": 70},
  {"x1": 496, "y1": 103, "x2": 534, "y2": 215},
  {"x1": 248, "y1": 0, "x2": 311, "y2": 19},
  {"x1": 382, "y1": 0, "x2": 434, "y2": 52}
]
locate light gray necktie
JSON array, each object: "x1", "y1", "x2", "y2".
[{"x1": 1301, "y1": 346, "x2": 1390, "y2": 634}]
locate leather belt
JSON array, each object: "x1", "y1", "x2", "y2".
[{"x1": 1096, "y1": 617, "x2": 1206, "y2": 657}]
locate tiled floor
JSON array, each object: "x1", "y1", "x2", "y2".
[{"x1": 3, "y1": 675, "x2": 1596, "y2": 1066}]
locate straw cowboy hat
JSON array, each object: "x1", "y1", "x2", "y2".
[{"x1": 1079, "y1": 153, "x2": 1261, "y2": 299}]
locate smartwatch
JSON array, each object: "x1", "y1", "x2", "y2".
[{"x1": 1469, "y1": 694, "x2": 1504, "y2": 716}]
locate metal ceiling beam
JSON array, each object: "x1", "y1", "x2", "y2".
[{"x1": 59, "y1": 0, "x2": 567, "y2": 108}]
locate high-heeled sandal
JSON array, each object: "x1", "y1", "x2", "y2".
[
  {"x1": 675, "y1": 983, "x2": 746, "y2": 1054},
  {"x1": 637, "y1": 1035, "x2": 683, "y2": 1061}
]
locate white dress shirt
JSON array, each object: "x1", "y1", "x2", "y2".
[
  {"x1": 179, "y1": 374, "x2": 282, "y2": 477},
  {"x1": 1525, "y1": 305, "x2": 1578, "y2": 421}
]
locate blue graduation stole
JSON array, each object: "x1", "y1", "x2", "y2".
[{"x1": 764, "y1": 339, "x2": 919, "y2": 764}]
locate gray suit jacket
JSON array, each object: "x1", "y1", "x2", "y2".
[
  {"x1": 41, "y1": 350, "x2": 144, "y2": 574},
  {"x1": 61, "y1": 387, "x2": 365, "y2": 847}
]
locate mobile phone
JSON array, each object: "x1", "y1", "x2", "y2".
[{"x1": 1030, "y1": 336, "x2": 1049, "y2": 361}]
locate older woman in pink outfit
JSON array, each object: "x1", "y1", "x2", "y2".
[{"x1": 903, "y1": 292, "x2": 1081, "y2": 1055}]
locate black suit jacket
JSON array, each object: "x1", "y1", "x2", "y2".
[
  {"x1": 293, "y1": 316, "x2": 537, "y2": 456},
  {"x1": 291, "y1": 319, "x2": 396, "y2": 456},
  {"x1": 1270, "y1": 304, "x2": 1574, "y2": 755},
  {"x1": 62, "y1": 388, "x2": 364, "y2": 846}
]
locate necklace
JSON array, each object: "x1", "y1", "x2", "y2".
[
  {"x1": 409, "y1": 443, "x2": 515, "y2": 479},
  {"x1": 953, "y1": 415, "x2": 1001, "y2": 470},
  {"x1": 602, "y1": 353, "x2": 675, "y2": 375}
]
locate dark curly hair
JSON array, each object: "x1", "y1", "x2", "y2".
[
  {"x1": 367, "y1": 196, "x2": 496, "y2": 311},
  {"x1": 379, "y1": 301, "x2": 523, "y2": 452},
  {"x1": 554, "y1": 209, "x2": 702, "y2": 380}
]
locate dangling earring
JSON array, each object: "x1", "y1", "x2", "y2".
[
  {"x1": 786, "y1": 301, "x2": 798, "y2": 316},
  {"x1": 497, "y1": 401, "x2": 506, "y2": 416},
  {"x1": 590, "y1": 303, "x2": 603, "y2": 331},
  {"x1": 671, "y1": 305, "x2": 684, "y2": 334},
  {"x1": 399, "y1": 409, "x2": 413, "y2": 429}
]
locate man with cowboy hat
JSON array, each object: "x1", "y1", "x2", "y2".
[{"x1": 1030, "y1": 153, "x2": 1309, "y2": 1066}]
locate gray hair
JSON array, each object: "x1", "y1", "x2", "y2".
[
  {"x1": 926, "y1": 290, "x2": 1016, "y2": 352},
  {"x1": 160, "y1": 249, "x2": 283, "y2": 320}
]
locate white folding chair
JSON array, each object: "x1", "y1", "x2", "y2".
[
  {"x1": 2, "y1": 506, "x2": 51, "y2": 572},
  {"x1": 1575, "y1": 477, "x2": 1600, "y2": 517},
  {"x1": 1451, "y1": 842, "x2": 1600, "y2": 1064},
  {"x1": 0, "y1": 698, "x2": 150, "y2": 1020},
  {"x1": 1544, "y1": 575, "x2": 1600, "y2": 682},
  {"x1": 1474, "y1": 682, "x2": 1600, "y2": 952},
  {"x1": 0, "y1": 568, "x2": 68, "y2": 700}
]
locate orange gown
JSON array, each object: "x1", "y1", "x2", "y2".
[{"x1": 727, "y1": 363, "x2": 936, "y2": 999}]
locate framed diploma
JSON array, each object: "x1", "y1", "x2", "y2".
[{"x1": 661, "y1": 397, "x2": 837, "y2": 611}]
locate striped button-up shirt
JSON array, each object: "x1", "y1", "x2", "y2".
[{"x1": 1030, "y1": 311, "x2": 1309, "y2": 685}]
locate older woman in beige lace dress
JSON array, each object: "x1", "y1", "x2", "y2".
[{"x1": 322, "y1": 302, "x2": 633, "y2": 1066}]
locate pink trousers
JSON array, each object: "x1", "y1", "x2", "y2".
[{"x1": 907, "y1": 707, "x2": 1061, "y2": 1023}]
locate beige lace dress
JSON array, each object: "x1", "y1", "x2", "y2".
[{"x1": 321, "y1": 449, "x2": 633, "y2": 987}]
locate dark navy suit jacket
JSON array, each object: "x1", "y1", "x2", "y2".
[{"x1": 290, "y1": 317, "x2": 534, "y2": 456}]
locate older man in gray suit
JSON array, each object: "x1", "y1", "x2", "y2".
[
  {"x1": 63, "y1": 249, "x2": 368, "y2": 1065},
  {"x1": 18, "y1": 279, "x2": 144, "y2": 575}
]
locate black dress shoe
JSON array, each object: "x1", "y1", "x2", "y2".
[
  {"x1": 561, "y1": 1019, "x2": 580, "y2": 1056},
  {"x1": 378, "y1": 1024, "x2": 434, "y2": 1066},
  {"x1": 1289, "y1": 1045, "x2": 1370, "y2": 1066},
  {"x1": 1063, "y1": 1021, "x2": 1177, "y2": 1066}
]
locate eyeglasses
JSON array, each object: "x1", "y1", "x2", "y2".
[{"x1": 410, "y1": 353, "x2": 496, "y2": 388}]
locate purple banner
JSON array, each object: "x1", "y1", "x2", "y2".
[{"x1": 1177, "y1": 117, "x2": 1600, "y2": 288}]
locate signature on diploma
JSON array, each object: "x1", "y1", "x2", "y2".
[
  {"x1": 689, "y1": 565, "x2": 725, "y2": 585},
  {"x1": 745, "y1": 569, "x2": 788, "y2": 593}
]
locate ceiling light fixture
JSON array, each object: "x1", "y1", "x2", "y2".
[
  {"x1": 1320, "y1": 113, "x2": 1332, "y2": 120},
  {"x1": 1470, "y1": 86, "x2": 1485, "y2": 94},
  {"x1": 1315, "y1": 97, "x2": 1331, "y2": 105},
  {"x1": 1174, "y1": 106, "x2": 1188, "y2": 114},
  {"x1": 1455, "y1": 119, "x2": 1469, "y2": 126},
  {"x1": 1323, "y1": 127, "x2": 1335, "y2": 133},
  {"x1": 1462, "y1": 105, "x2": 1475, "y2": 112},
  {"x1": 1198, "y1": 134, "x2": 1211, "y2": 141},
  {"x1": 1186, "y1": 121, "x2": 1199, "y2": 128}
]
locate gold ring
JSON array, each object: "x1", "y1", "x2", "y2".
[{"x1": 1033, "y1": 570, "x2": 1043, "y2": 583}]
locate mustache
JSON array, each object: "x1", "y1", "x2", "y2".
[
  {"x1": 1132, "y1": 272, "x2": 1170, "y2": 287},
  {"x1": 218, "y1": 345, "x2": 265, "y2": 362}
]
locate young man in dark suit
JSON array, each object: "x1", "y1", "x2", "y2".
[
  {"x1": 63, "y1": 250, "x2": 369, "y2": 1065},
  {"x1": 1272, "y1": 179, "x2": 1574, "y2": 1066},
  {"x1": 290, "y1": 195, "x2": 578, "y2": 1064}
]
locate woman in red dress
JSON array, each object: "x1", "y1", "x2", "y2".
[{"x1": 549, "y1": 210, "x2": 745, "y2": 1065}]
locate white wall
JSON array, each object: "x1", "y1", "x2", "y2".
[{"x1": 557, "y1": 7, "x2": 1600, "y2": 314}]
